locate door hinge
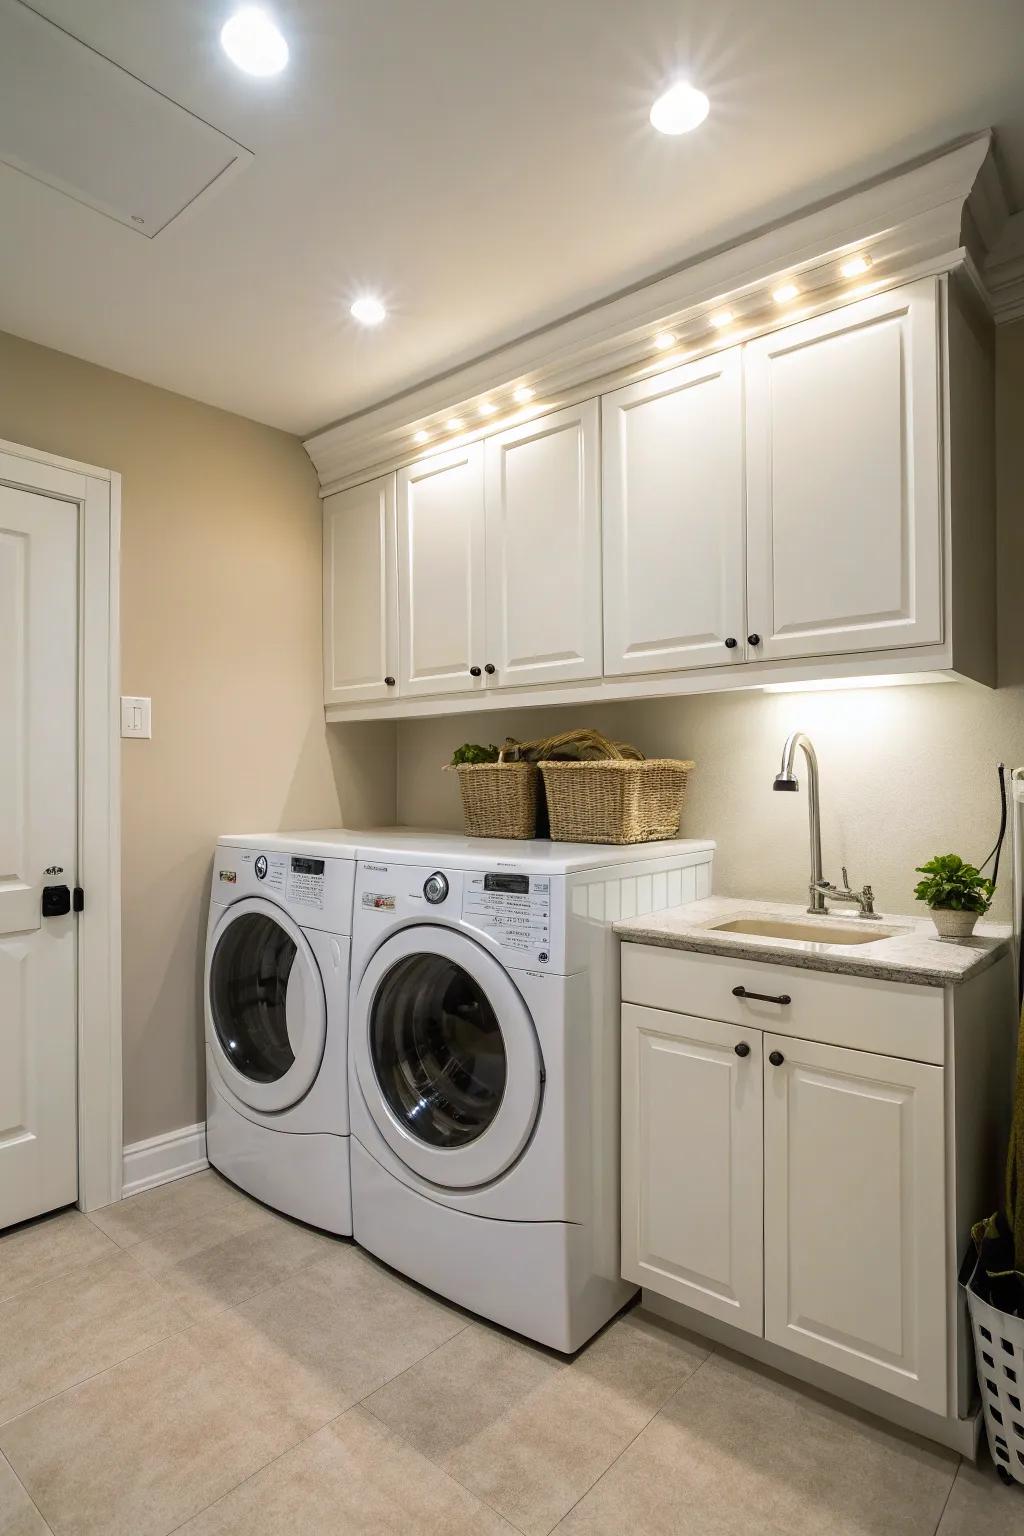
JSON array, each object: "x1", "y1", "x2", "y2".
[{"x1": 73, "y1": 888, "x2": 84, "y2": 913}]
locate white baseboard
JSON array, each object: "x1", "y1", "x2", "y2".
[{"x1": 121, "y1": 1122, "x2": 208, "y2": 1198}]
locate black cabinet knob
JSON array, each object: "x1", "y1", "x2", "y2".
[
  {"x1": 734, "y1": 1041, "x2": 751, "y2": 1058},
  {"x1": 724, "y1": 636, "x2": 738, "y2": 649},
  {"x1": 748, "y1": 633, "x2": 762, "y2": 646},
  {"x1": 469, "y1": 666, "x2": 482, "y2": 677},
  {"x1": 384, "y1": 676, "x2": 396, "y2": 687},
  {"x1": 484, "y1": 663, "x2": 496, "y2": 675},
  {"x1": 769, "y1": 1050, "x2": 785, "y2": 1067}
]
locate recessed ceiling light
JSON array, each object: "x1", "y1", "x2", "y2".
[
  {"x1": 478, "y1": 401, "x2": 498, "y2": 417},
  {"x1": 709, "y1": 309, "x2": 733, "y2": 329},
  {"x1": 772, "y1": 282, "x2": 799, "y2": 304},
  {"x1": 840, "y1": 253, "x2": 871, "y2": 279},
  {"x1": 413, "y1": 430, "x2": 430, "y2": 444},
  {"x1": 446, "y1": 418, "x2": 464, "y2": 432},
  {"x1": 649, "y1": 82, "x2": 710, "y2": 136},
  {"x1": 350, "y1": 296, "x2": 387, "y2": 327},
  {"x1": 513, "y1": 386, "x2": 535, "y2": 404},
  {"x1": 653, "y1": 331, "x2": 677, "y2": 351},
  {"x1": 220, "y1": 7, "x2": 289, "y2": 76}
]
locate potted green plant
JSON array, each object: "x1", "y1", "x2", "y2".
[{"x1": 913, "y1": 854, "x2": 994, "y2": 939}]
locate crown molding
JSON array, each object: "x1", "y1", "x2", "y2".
[
  {"x1": 305, "y1": 132, "x2": 1002, "y2": 492},
  {"x1": 985, "y1": 210, "x2": 1024, "y2": 324}
]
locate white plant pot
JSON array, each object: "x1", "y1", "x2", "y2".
[{"x1": 929, "y1": 908, "x2": 980, "y2": 940}]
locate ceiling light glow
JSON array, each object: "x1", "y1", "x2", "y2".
[
  {"x1": 653, "y1": 331, "x2": 677, "y2": 350},
  {"x1": 772, "y1": 282, "x2": 799, "y2": 304},
  {"x1": 350, "y1": 296, "x2": 387, "y2": 327},
  {"x1": 513, "y1": 386, "x2": 535, "y2": 404},
  {"x1": 840, "y1": 253, "x2": 871, "y2": 279},
  {"x1": 413, "y1": 430, "x2": 429, "y2": 444},
  {"x1": 220, "y1": 7, "x2": 289, "y2": 76},
  {"x1": 650, "y1": 82, "x2": 710, "y2": 136},
  {"x1": 709, "y1": 309, "x2": 734, "y2": 329},
  {"x1": 478, "y1": 401, "x2": 498, "y2": 417},
  {"x1": 446, "y1": 418, "x2": 464, "y2": 432}
]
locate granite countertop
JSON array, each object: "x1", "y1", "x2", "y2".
[{"x1": 613, "y1": 896, "x2": 1012, "y2": 986}]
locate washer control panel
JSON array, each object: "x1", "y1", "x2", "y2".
[
  {"x1": 423, "y1": 871, "x2": 449, "y2": 905},
  {"x1": 463, "y1": 871, "x2": 551, "y2": 960}
]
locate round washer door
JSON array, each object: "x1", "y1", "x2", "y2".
[
  {"x1": 353, "y1": 926, "x2": 542, "y2": 1188},
  {"x1": 205, "y1": 897, "x2": 327, "y2": 1113}
]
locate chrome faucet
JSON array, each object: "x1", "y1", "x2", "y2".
[{"x1": 772, "y1": 731, "x2": 879, "y2": 918}]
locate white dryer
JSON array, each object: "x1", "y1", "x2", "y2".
[
  {"x1": 347, "y1": 832, "x2": 716, "y2": 1352},
  {"x1": 204, "y1": 833, "x2": 359, "y2": 1234}
]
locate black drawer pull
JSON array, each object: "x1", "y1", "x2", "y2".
[
  {"x1": 732, "y1": 985, "x2": 791, "y2": 1006},
  {"x1": 769, "y1": 1050, "x2": 785, "y2": 1067},
  {"x1": 734, "y1": 1041, "x2": 751, "y2": 1058}
]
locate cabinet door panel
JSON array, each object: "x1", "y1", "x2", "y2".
[
  {"x1": 323, "y1": 474, "x2": 398, "y2": 706},
  {"x1": 398, "y1": 444, "x2": 486, "y2": 697},
  {"x1": 603, "y1": 349, "x2": 746, "y2": 674},
  {"x1": 621, "y1": 1002, "x2": 763, "y2": 1334},
  {"x1": 745, "y1": 278, "x2": 942, "y2": 660},
  {"x1": 763, "y1": 1033, "x2": 946, "y2": 1412},
  {"x1": 484, "y1": 399, "x2": 601, "y2": 687}
]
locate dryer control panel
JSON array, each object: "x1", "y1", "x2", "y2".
[{"x1": 462, "y1": 872, "x2": 551, "y2": 961}]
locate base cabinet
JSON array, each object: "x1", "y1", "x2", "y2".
[
  {"x1": 621, "y1": 962, "x2": 949, "y2": 1415},
  {"x1": 762, "y1": 1033, "x2": 947, "y2": 1413}
]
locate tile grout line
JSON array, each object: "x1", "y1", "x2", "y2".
[
  {"x1": 930, "y1": 1456, "x2": 964, "y2": 1535},
  {"x1": 544, "y1": 1346, "x2": 719, "y2": 1535},
  {"x1": 0, "y1": 1444, "x2": 55, "y2": 1535}
]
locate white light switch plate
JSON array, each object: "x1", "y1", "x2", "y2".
[{"x1": 120, "y1": 696, "x2": 152, "y2": 739}]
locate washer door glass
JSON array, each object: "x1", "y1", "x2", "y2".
[
  {"x1": 210, "y1": 912, "x2": 301, "y2": 1083},
  {"x1": 205, "y1": 898, "x2": 327, "y2": 1114},
  {"x1": 370, "y1": 953, "x2": 506, "y2": 1148}
]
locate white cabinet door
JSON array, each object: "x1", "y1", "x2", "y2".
[
  {"x1": 621, "y1": 1002, "x2": 764, "y2": 1335},
  {"x1": 1, "y1": 485, "x2": 78, "y2": 1230},
  {"x1": 602, "y1": 348, "x2": 746, "y2": 675},
  {"x1": 745, "y1": 278, "x2": 943, "y2": 661},
  {"x1": 398, "y1": 444, "x2": 487, "y2": 697},
  {"x1": 763, "y1": 1033, "x2": 947, "y2": 1412},
  {"x1": 323, "y1": 474, "x2": 398, "y2": 706},
  {"x1": 484, "y1": 399, "x2": 601, "y2": 687}
]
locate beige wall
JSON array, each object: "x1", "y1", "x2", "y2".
[
  {"x1": 395, "y1": 319, "x2": 1024, "y2": 924},
  {"x1": 0, "y1": 330, "x2": 396, "y2": 1145}
]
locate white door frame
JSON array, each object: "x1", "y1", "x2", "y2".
[{"x1": 1, "y1": 438, "x2": 122, "y2": 1212}]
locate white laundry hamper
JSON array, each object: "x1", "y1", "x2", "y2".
[{"x1": 965, "y1": 1256, "x2": 1024, "y2": 1486}]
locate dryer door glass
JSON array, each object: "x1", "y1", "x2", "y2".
[
  {"x1": 370, "y1": 953, "x2": 506, "y2": 1148},
  {"x1": 209, "y1": 912, "x2": 299, "y2": 1083}
]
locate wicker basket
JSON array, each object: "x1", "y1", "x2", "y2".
[
  {"x1": 537, "y1": 730, "x2": 693, "y2": 845},
  {"x1": 444, "y1": 751, "x2": 539, "y2": 839}
]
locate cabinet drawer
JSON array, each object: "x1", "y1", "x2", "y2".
[{"x1": 620, "y1": 943, "x2": 943, "y2": 1064}]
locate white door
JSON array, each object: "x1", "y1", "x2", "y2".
[
  {"x1": 0, "y1": 485, "x2": 79, "y2": 1230},
  {"x1": 323, "y1": 474, "x2": 398, "y2": 705},
  {"x1": 745, "y1": 278, "x2": 943, "y2": 662},
  {"x1": 397, "y1": 444, "x2": 487, "y2": 697},
  {"x1": 484, "y1": 399, "x2": 602, "y2": 687},
  {"x1": 621, "y1": 1003, "x2": 764, "y2": 1335},
  {"x1": 763, "y1": 1033, "x2": 947, "y2": 1412},
  {"x1": 602, "y1": 348, "x2": 746, "y2": 675}
]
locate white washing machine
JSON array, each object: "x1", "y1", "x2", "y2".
[
  {"x1": 204, "y1": 833, "x2": 361, "y2": 1234},
  {"x1": 346, "y1": 832, "x2": 716, "y2": 1352}
]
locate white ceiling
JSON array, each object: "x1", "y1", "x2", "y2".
[{"x1": 3, "y1": 0, "x2": 1023, "y2": 436}]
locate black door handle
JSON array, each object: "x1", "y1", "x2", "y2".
[
  {"x1": 469, "y1": 666, "x2": 482, "y2": 677},
  {"x1": 732, "y1": 985, "x2": 791, "y2": 1006},
  {"x1": 484, "y1": 663, "x2": 496, "y2": 675},
  {"x1": 724, "y1": 637, "x2": 738, "y2": 649},
  {"x1": 42, "y1": 884, "x2": 71, "y2": 917},
  {"x1": 769, "y1": 1050, "x2": 786, "y2": 1067},
  {"x1": 734, "y1": 1041, "x2": 751, "y2": 1058},
  {"x1": 747, "y1": 633, "x2": 762, "y2": 646},
  {"x1": 384, "y1": 676, "x2": 396, "y2": 686}
]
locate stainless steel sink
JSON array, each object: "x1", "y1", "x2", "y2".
[{"x1": 709, "y1": 917, "x2": 899, "y2": 947}]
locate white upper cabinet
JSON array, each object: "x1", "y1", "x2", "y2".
[
  {"x1": 323, "y1": 474, "x2": 398, "y2": 706},
  {"x1": 744, "y1": 279, "x2": 943, "y2": 661},
  {"x1": 484, "y1": 399, "x2": 601, "y2": 688},
  {"x1": 621, "y1": 1002, "x2": 764, "y2": 1336},
  {"x1": 603, "y1": 348, "x2": 746, "y2": 674},
  {"x1": 397, "y1": 443, "x2": 487, "y2": 698},
  {"x1": 763, "y1": 1032, "x2": 947, "y2": 1413}
]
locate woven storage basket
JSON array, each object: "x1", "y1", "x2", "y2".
[
  {"x1": 444, "y1": 750, "x2": 539, "y2": 840},
  {"x1": 964, "y1": 1252, "x2": 1024, "y2": 1486},
  {"x1": 536, "y1": 729, "x2": 694, "y2": 845}
]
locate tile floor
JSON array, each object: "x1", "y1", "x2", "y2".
[{"x1": 0, "y1": 1170, "x2": 1020, "y2": 1536}]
